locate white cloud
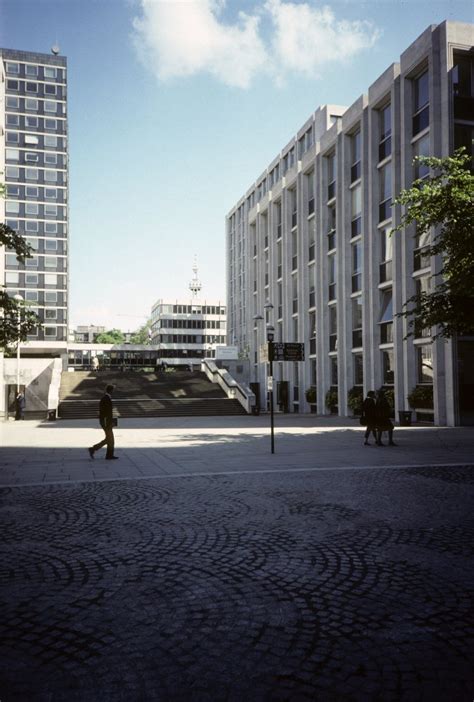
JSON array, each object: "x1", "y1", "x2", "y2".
[
  {"x1": 132, "y1": 0, "x2": 381, "y2": 88},
  {"x1": 265, "y1": 0, "x2": 381, "y2": 77},
  {"x1": 132, "y1": 0, "x2": 268, "y2": 89}
]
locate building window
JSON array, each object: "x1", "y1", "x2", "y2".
[
  {"x1": 44, "y1": 327, "x2": 57, "y2": 338},
  {"x1": 417, "y1": 344, "x2": 433, "y2": 384},
  {"x1": 25, "y1": 203, "x2": 39, "y2": 215},
  {"x1": 379, "y1": 163, "x2": 392, "y2": 222},
  {"x1": 291, "y1": 230, "x2": 298, "y2": 271},
  {"x1": 6, "y1": 132, "x2": 19, "y2": 144},
  {"x1": 45, "y1": 188, "x2": 57, "y2": 199},
  {"x1": 26, "y1": 186, "x2": 39, "y2": 198},
  {"x1": 6, "y1": 114, "x2": 20, "y2": 127},
  {"x1": 382, "y1": 350, "x2": 394, "y2": 385},
  {"x1": 352, "y1": 296, "x2": 363, "y2": 348},
  {"x1": 45, "y1": 309, "x2": 57, "y2": 319},
  {"x1": 25, "y1": 221, "x2": 39, "y2": 232},
  {"x1": 25, "y1": 98, "x2": 39, "y2": 111},
  {"x1": 308, "y1": 219, "x2": 316, "y2": 262},
  {"x1": 25, "y1": 291, "x2": 38, "y2": 301},
  {"x1": 25, "y1": 152, "x2": 39, "y2": 163},
  {"x1": 25, "y1": 116, "x2": 39, "y2": 128},
  {"x1": 379, "y1": 226, "x2": 393, "y2": 283},
  {"x1": 351, "y1": 131, "x2": 361, "y2": 182},
  {"x1": 44, "y1": 204, "x2": 58, "y2": 217},
  {"x1": 6, "y1": 79, "x2": 19, "y2": 90},
  {"x1": 330, "y1": 357, "x2": 338, "y2": 386},
  {"x1": 306, "y1": 170, "x2": 315, "y2": 215},
  {"x1": 5, "y1": 148, "x2": 20, "y2": 162},
  {"x1": 352, "y1": 241, "x2": 362, "y2": 292},
  {"x1": 45, "y1": 239, "x2": 58, "y2": 251},
  {"x1": 5, "y1": 166, "x2": 20, "y2": 178},
  {"x1": 379, "y1": 290, "x2": 393, "y2": 343},
  {"x1": 45, "y1": 222, "x2": 58, "y2": 234},
  {"x1": 414, "y1": 277, "x2": 431, "y2": 338},
  {"x1": 328, "y1": 255, "x2": 336, "y2": 301},
  {"x1": 5, "y1": 272, "x2": 19, "y2": 284},
  {"x1": 413, "y1": 134, "x2": 430, "y2": 180},
  {"x1": 5, "y1": 201, "x2": 20, "y2": 214},
  {"x1": 379, "y1": 103, "x2": 392, "y2": 161},
  {"x1": 275, "y1": 201, "x2": 282, "y2": 239},
  {"x1": 6, "y1": 96, "x2": 20, "y2": 109},
  {"x1": 351, "y1": 184, "x2": 362, "y2": 237},
  {"x1": 26, "y1": 82, "x2": 38, "y2": 93},
  {"x1": 327, "y1": 206, "x2": 336, "y2": 250},
  {"x1": 44, "y1": 66, "x2": 57, "y2": 79},
  {"x1": 290, "y1": 189, "x2": 297, "y2": 228},
  {"x1": 327, "y1": 152, "x2": 336, "y2": 200},
  {"x1": 6, "y1": 62, "x2": 20, "y2": 74},
  {"x1": 45, "y1": 291, "x2": 57, "y2": 303},
  {"x1": 26, "y1": 168, "x2": 39, "y2": 181},
  {"x1": 413, "y1": 70, "x2": 429, "y2": 136},
  {"x1": 44, "y1": 170, "x2": 58, "y2": 183},
  {"x1": 25, "y1": 273, "x2": 39, "y2": 285},
  {"x1": 354, "y1": 354, "x2": 363, "y2": 385},
  {"x1": 44, "y1": 84, "x2": 57, "y2": 95},
  {"x1": 329, "y1": 305, "x2": 337, "y2": 351},
  {"x1": 44, "y1": 135, "x2": 59, "y2": 148},
  {"x1": 25, "y1": 64, "x2": 38, "y2": 76}
]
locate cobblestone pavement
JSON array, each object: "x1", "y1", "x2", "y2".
[{"x1": 1, "y1": 454, "x2": 473, "y2": 700}]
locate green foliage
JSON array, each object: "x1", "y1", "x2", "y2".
[
  {"x1": 0, "y1": 223, "x2": 40, "y2": 349},
  {"x1": 129, "y1": 320, "x2": 152, "y2": 345},
  {"x1": 347, "y1": 386, "x2": 363, "y2": 415},
  {"x1": 95, "y1": 329, "x2": 125, "y2": 344},
  {"x1": 407, "y1": 385, "x2": 434, "y2": 409},
  {"x1": 325, "y1": 388, "x2": 338, "y2": 411},
  {"x1": 305, "y1": 386, "x2": 317, "y2": 404},
  {"x1": 392, "y1": 148, "x2": 474, "y2": 338}
]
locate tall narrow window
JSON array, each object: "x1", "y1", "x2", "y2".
[
  {"x1": 352, "y1": 297, "x2": 363, "y2": 348},
  {"x1": 327, "y1": 152, "x2": 336, "y2": 200},
  {"x1": 329, "y1": 305, "x2": 337, "y2": 352},
  {"x1": 380, "y1": 226, "x2": 393, "y2": 283},
  {"x1": 379, "y1": 290, "x2": 393, "y2": 343},
  {"x1": 328, "y1": 255, "x2": 336, "y2": 301},
  {"x1": 351, "y1": 184, "x2": 362, "y2": 237},
  {"x1": 379, "y1": 103, "x2": 391, "y2": 161},
  {"x1": 413, "y1": 70, "x2": 429, "y2": 135},
  {"x1": 351, "y1": 131, "x2": 361, "y2": 182},
  {"x1": 307, "y1": 170, "x2": 315, "y2": 216},
  {"x1": 352, "y1": 241, "x2": 362, "y2": 292},
  {"x1": 379, "y1": 164, "x2": 392, "y2": 222}
]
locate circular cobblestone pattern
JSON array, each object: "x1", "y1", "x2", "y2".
[{"x1": 1, "y1": 465, "x2": 473, "y2": 701}]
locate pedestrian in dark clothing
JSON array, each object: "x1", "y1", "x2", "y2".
[
  {"x1": 88, "y1": 384, "x2": 118, "y2": 460},
  {"x1": 15, "y1": 391, "x2": 25, "y2": 420},
  {"x1": 375, "y1": 389, "x2": 396, "y2": 446},
  {"x1": 362, "y1": 390, "x2": 377, "y2": 445}
]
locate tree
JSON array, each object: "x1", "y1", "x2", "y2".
[
  {"x1": 0, "y1": 223, "x2": 40, "y2": 349},
  {"x1": 393, "y1": 147, "x2": 474, "y2": 338},
  {"x1": 95, "y1": 329, "x2": 125, "y2": 344},
  {"x1": 129, "y1": 320, "x2": 152, "y2": 345}
]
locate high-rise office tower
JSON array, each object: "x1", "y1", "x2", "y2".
[{"x1": 1, "y1": 47, "x2": 68, "y2": 343}]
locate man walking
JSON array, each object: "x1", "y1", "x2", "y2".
[
  {"x1": 88, "y1": 384, "x2": 118, "y2": 460},
  {"x1": 362, "y1": 390, "x2": 377, "y2": 445}
]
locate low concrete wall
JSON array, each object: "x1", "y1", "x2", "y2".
[
  {"x1": 3, "y1": 357, "x2": 56, "y2": 416},
  {"x1": 201, "y1": 360, "x2": 255, "y2": 414}
]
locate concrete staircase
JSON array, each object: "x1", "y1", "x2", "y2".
[{"x1": 58, "y1": 370, "x2": 247, "y2": 419}]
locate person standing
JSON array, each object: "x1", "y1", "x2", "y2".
[
  {"x1": 362, "y1": 390, "x2": 377, "y2": 445},
  {"x1": 375, "y1": 389, "x2": 396, "y2": 446},
  {"x1": 88, "y1": 384, "x2": 118, "y2": 460},
  {"x1": 15, "y1": 391, "x2": 25, "y2": 420}
]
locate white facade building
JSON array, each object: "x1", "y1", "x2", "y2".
[
  {"x1": 226, "y1": 21, "x2": 474, "y2": 425},
  {"x1": 150, "y1": 300, "x2": 227, "y2": 366}
]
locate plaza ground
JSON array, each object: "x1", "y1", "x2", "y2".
[{"x1": 0, "y1": 415, "x2": 473, "y2": 700}]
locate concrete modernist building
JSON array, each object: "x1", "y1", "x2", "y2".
[
  {"x1": 1, "y1": 47, "x2": 68, "y2": 342},
  {"x1": 226, "y1": 21, "x2": 474, "y2": 425},
  {"x1": 150, "y1": 300, "x2": 227, "y2": 366}
]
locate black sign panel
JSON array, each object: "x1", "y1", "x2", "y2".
[{"x1": 270, "y1": 342, "x2": 305, "y2": 362}]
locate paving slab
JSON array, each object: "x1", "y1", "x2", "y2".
[{"x1": 0, "y1": 415, "x2": 473, "y2": 700}]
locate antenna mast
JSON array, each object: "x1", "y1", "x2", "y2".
[{"x1": 189, "y1": 258, "x2": 202, "y2": 299}]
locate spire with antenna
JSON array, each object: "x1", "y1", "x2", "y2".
[{"x1": 189, "y1": 257, "x2": 202, "y2": 299}]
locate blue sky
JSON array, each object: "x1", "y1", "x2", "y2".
[{"x1": 1, "y1": 0, "x2": 473, "y2": 331}]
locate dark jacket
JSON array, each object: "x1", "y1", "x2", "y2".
[
  {"x1": 99, "y1": 393, "x2": 113, "y2": 428},
  {"x1": 362, "y1": 397, "x2": 376, "y2": 426},
  {"x1": 375, "y1": 396, "x2": 393, "y2": 430}
]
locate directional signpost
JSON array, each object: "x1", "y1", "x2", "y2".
[{"x1": 262, "y1": 341, "x2": 305, "y2": 453}]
